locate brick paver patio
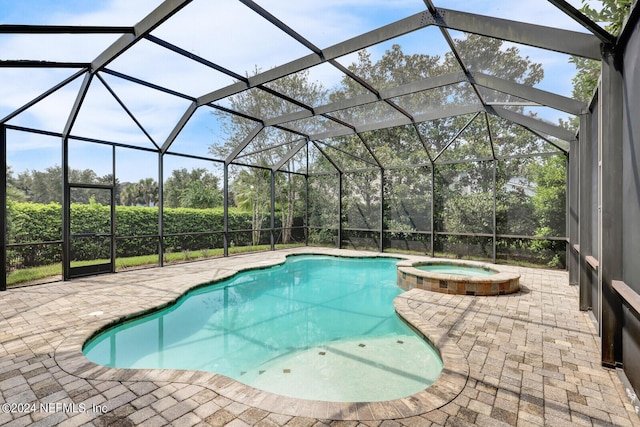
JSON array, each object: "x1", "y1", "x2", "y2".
[{"x1": 1, "y1": 248, "x2": 638, "y2": 426}]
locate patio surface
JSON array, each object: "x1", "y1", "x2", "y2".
[{"x1": 1, "y1": 248, "x2": 638, "y2": 426}]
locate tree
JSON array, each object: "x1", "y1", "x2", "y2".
[
  {"x1": 231, "y1": 168, "x2": 270, "y2": 245},
  {"x1": 13, "y1": 165, "x2": 113, "y2": 204},
  {"x1": 211, "y1": 68, "x2": 326, "y2": 244},
  {"x1": 180, "y1": 180, "x2": 223, "y2": 209},
  {"x1": 137, "y1": 178, "x2": 158, "y2": 207},
  {"x1": 580, "y1": 0, "x2": 632, "y2": 35},
  {"x1": 326, "y1": 37, "x2": 545, "y2": 253},
  {"x1": 6, "y1": 166, "x2": 26, "y2": 202},
  {"x1": 119, "y1": 183, "x2": 142, "y2": 206},
  {"x1": 164, "y1": 168, "x2": 222, "y2": 209},
  {"x1": 571, "y1": 0, "x2": 632, "y2": 101},
  {"x1": 530, "y1": 155, "x2": 566, "y2": 237},
  {"x1": 118, "y1": 178, "x2": 158, "y2": 207},
  {"x1": 527, "y1": 155, "x2": 567, "y2": 267}
]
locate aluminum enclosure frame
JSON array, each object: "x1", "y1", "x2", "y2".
[{"x1": 0, "y1": 0, "x2": 610, "y2": 295}]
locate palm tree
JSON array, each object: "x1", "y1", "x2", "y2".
[
  {"x1": 119, "y1": 183, "x2": 142, "y2": 206},
  {"x1": 137, "y1": 178, "x2": 158, "y2": 207}
]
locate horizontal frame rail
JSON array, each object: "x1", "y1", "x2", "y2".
[{"x1": 612, "y1": 280, "x2": 640, "y2": 318}]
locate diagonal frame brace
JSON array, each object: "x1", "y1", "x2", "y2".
[
  {"x1": 470, "y1": 72, "x2": 588, "y2": 115},
  {"x1": 273, "y1": 138, "x2": 308, "y2": 171},
  {"x1": 225, "y1": 124, "x2": 265, "y2": 165},
  {"x1": 488, "y1": 106, "x2": 576, "y2": 143}
]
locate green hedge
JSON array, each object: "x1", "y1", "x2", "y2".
[
  {"x1": 7, "y1": 202, "x2": 263, "y2": 269},
  {"x1": 7, "y1": 202, "x2": 62, "y2": 268}
]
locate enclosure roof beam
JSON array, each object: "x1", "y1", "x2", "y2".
[
  {"x1": 311, "y1": 104, "x2": 483, "y2": 140},
  {"x1": 488, "y1": 106, "x2": 576, "y2": 144},
  {"x1": 202, "y1": 0, "x2": 428, "y2": 136},
  {"x1": 62, "y1": 72, "x2": 93, "y2": 138},
  {"x1": 237, "y1": 139, "x2": 298, "y2": 160},
  {"x1": 5, "y1": 124, "x2": 160, "y2": 153},
  {"x1": 324, "y1": 59, "x2": 425, "y2": 138},
  {"x1": 161, "y1": 102, "x2": 198, "y2": 153},
  {"x1": 423, "y1": 0, "x2": 491, "y2": 131},
  {"x1": 91, "y1": 0, "x2": 193, "y2": 72},
  {"x1": 433, "y1": 112, "x2": 482, "y2": 161},
  {"x1": 206, "y1": 103, "x2": 262, "y2": 125},
  {"x1": 239, "y1": 0, "x2": 323, "y2": 57},
  {"x1": 273, "y1": 125, "x2": 309, "y2": 139},
  {"x1": 201, "y1": 5, "x2": 593, "y2": 122},
  {"x1": 0, "y1": 61, "x2": 90, "y2": 68},
  {"x1": 315, "y1": 139, "x2": 379, "y2": 167},
  {"x1": 272, "y1": 138, "x2": 308, "y2": 171},
  {"x1": 380, "y1": 72, "x2": 465, "y2": 99},
  {"x1": 355, "y1": 133, "x2": 383, "y2": 168},
  {"x1": 96, "y1": 73, "x2": 159, "y2": 150},
  {"x1": 0, "y1": 24, "x2": 134, "y2": 34},
  {"x1": 314, "y1": 115, "x2": 385, "y2": 165},
  {"x1": 264, "y1": 72, "x2": 465, "y2": 127},
  {"x1": 145, "y1": 34, "x2": 247, "y2": 82},
  {"x1": 263, "y1": 93, "x2": 377, "y2": 126},
  {"x1": 311, "y1": 141, "x2": 342, "y2": 173},
  {"x1": 410, "y1": 122, "x2": 435, "y2": 163},
  {"x1": 485, "y1": 112, "x2": 497, "y2": 160},
  {"x1": 529, "y1": 128, "x2": 570, "y2": 153},
  {"x1": 198, "y1": 10, "x2": 433, "y2": 105},
  {"x1": 428, "y1": 7, "x2": 602, "y2": 59},
  {"x1": 469, "y1": 72, "x2": 587, "y2": 115},
  {"x1": 101, "y1": 69, "x2": 195, "y2": 101},
  {"x1": 1, "y1": 69, "x2": 86, "y2": 125},
  {"x1": 146, "y1": 34, "x2": 322, "y2": 123},
  {"x1": 547, "y1": 0, "x2": 615, "y2": 44},
  {"x1": 225, "y1": 124, "x2": 265, "y2": 165}
]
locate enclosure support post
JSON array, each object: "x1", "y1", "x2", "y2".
[
  {"x1": 62, "y1": 136, "x2": 70, "y2": 280},
  {"x1": 579, "y1": 111, "x2": 593, "y2": 311},
  {"x1": 223, "y1": 163, "x2": 229, "y2": 257},
  {"x1": 62, "y1": 71, "x2": 91, "y2": 281},
  {"x1": 492, "y1": 159, "x2": 497, "y2": 264},
  {"x1": 568, "y1": 135, "x2": 579, "y2": 286},
  {"x1": 430, "y1": 166, "x2": 435, "y2": 257},
  {"x1": 305, "y1": 147, "x2": 309, "y2": 247},
  {"x1": 305, "y1": 175, "x2": 309, "y2": 247},
  {"x1": 270, "y1": 170, "x2": 275, "y2": 251},
  {"x1": 379, "y1": 168, "x2": 384, "y2": 253},
  {"x1": 338, "y1": 172, "x2": 343, "y2": 250},
  {"x1": 111, "y1": 146, "x2": 116, "y2": 272},
  {"x1": 1, "y1": 126, "x2": 6, "y2": 291},
  {"x1": 158, "y1": 153, "x2": 164, "y2": 267},
  {"x1": 599, "y1": 48, "x2": 623, "y2": 368}
]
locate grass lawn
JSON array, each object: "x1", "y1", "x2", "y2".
[
  {"x1": 6, "y1": 244, "x2": 305, "y2": 287},
  {"x1": 6, "y1": 243, "x2": 557, "y2": 287}
]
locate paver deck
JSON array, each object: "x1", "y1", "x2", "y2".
[{"x1": 1, "y1": 248, "x2": 638, "y2": 426}]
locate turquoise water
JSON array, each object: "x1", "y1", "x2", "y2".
[
  {"x1": 83, "y1": 255, "x2": 442, "y2": 402},
  {"x1": 417, "y1": 264, "x2": 496, "y2": 276}
]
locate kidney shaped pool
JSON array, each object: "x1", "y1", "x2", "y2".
[{"x1": 83, "y1": 255, "x2": 443, "y2": 402}]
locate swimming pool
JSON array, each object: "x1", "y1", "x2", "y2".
[{"x1": 83, "y1": 255, "x2": 443, "y2": 402}]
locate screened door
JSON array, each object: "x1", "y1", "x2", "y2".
[{"x1": 66, "y1": 184, "x2": 115, "y2": 279}]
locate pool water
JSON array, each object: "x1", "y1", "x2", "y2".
[
  {"x1": 417, "y1": 264, "x2": 496, "y2": 276},
  {"x1": 83, "y1": 255, "x2": 443, "y2": 402}
]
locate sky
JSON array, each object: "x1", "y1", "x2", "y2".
[{"x1": 0, "y1": 0, "x2": 600, "y2": 182}]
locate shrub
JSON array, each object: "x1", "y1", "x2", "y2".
[{"x1": 6, "y1": 202, "x2": 268, "y2": 268}]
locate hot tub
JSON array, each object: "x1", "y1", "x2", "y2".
[{"x1": 397, "y1": 259, "x2": 520, "y2": 296}]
